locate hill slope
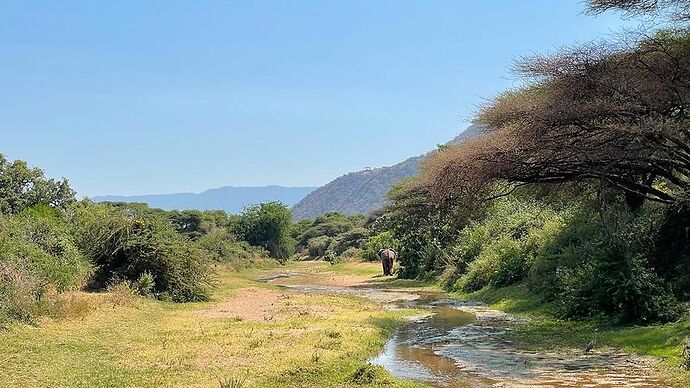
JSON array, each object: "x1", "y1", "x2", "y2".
[
  {"x1": 292, "y1": 124, "x2": 483, "y2": 219},
  {"x1": 93, "y1": 185, "x2": 316, "y2": 213}
]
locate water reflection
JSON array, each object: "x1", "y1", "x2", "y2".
[{"x1": 372, "y1": 293, "x2": 667, "y2": 387}]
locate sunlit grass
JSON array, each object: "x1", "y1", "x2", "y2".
[{"x1": 0, "y1": 263, "x2": 425, "y2": 387}]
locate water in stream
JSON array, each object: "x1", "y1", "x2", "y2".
[
  {"x1": 371, "y1": 293, "x2": 666, "y2": 387},
  {"x1": 263, "y1": 275, "x2": 669, "y2": 387}
]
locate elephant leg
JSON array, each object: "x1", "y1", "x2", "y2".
[{"x1": 381, "y1": 259, "x2": 387, "y2": 275}]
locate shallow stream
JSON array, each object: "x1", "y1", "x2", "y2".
[{"x1": 262, "y1": 274, "x2": 668, "y2": 387}]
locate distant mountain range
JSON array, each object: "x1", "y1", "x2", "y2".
[
  {"x1": 93, "y1": 185, "x2": 316, "y2": 213},
  {"x1": 291, "y1": 124, "x2": 483, "y2": 219},
  {"x1": 93, "y1": 124, "x2": 482, "y2": 218}
]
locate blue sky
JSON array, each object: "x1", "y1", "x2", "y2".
[{"x1": 1, "y1": 1, "x2": 633, "y2": 197}]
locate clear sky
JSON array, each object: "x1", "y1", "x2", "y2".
[{"x1": 1, "y1": 1, "x2": 633, "y2": 197}]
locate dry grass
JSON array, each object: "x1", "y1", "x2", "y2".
[
  {"x1": 198, "y1": 287, "x2": 338, "y2": 321},
  {"x1": 0, "y1": 262, "x2": 425, "y2": 388}
]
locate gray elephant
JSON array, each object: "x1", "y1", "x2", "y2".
[{"x1": 378, "y1": 248, "x2": 397, "y2": 276}]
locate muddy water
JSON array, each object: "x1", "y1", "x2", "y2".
[{"x1": 263, "y1": 275, "x2": 668, "y2": 387}]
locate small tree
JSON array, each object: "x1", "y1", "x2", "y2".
[
  {"x1": 237, "y1": 202, "x2": 295, "y2": 260},
  {"x1": 0, "y1": 154, "x2": 75, "y2": 215}
]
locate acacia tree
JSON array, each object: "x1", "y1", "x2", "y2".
[
  {"x1": 588, "y1": 0, "x2": 690, "y2": 20},
  {"x1": 421, "y1": 29, "x2": 690, "y2": 210}
]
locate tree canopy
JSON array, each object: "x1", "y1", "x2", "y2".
[
  {"x1": 0, "y1": 154, "x2": 75, "y2": 215},
  {"x1": 237, "y1": 202, "x2": 295, "y2": 260},
  {"x1": 419, "y1": 29, "x2": 690, "y2": 210}
]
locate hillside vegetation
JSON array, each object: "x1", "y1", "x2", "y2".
[{"x1": 291, "y1": 125, "x2": 482, "y2": 219}]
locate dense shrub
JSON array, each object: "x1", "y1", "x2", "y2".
[
  {"x1": 653, "y1": 197, "x2": 690, "y2": 299},
  {"x1": 340, "y1": 247, "x2": 363, "y2": 259},
  {"x1": 71, "y1": 203, "x2": 212, "y2": 302},
  {"x1": 457, "y1": 237, "x2": 525, "y2": 292},
  {"x1": 452, "y1": 198, "x2": 566, "y2": 292},
  {"x1": 236, "y1": 202, "x2": 294, "y2": 260},
  {"x1": 294, "y1": 213, "x2": 364, "y2": 249},
  {"x1": 168, "y1": 209, "x2": 230, "y2": 239},
  {"x1": 327, "y1": 227, "x2": 368, "y2": 255},
  {"x1": 196, "y1": 229, "x2": 268, "y2": 269},
  {"x1": 554, "y1": 250, "x2": 680, "y2": 323},
  {"x1": 363, "y1": 231, "x2": 399, "y2": 261},
  {"x1": 0, "y1": 206, "x2": 89, "y2": 325},
  {"x1": 307, "y1": 236, "x2": 332, "y2": 258},
  {"x1": 534, "y1": 202, "x2": 682, "y2": 323},
  {"x1": 381, "y1": 187, "x2": 681, "y2": 323},
  {"x1": 322, "y1": 249, "x2": 338, "y2": 263}
]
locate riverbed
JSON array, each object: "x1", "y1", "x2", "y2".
[{"x1": 263, "y1": 273, "x2": 668, "y2": 387}]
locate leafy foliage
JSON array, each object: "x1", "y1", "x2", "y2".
[
  {"x1": 0, "y1": 154, "x2": 75, "y2": 215},
  {"x1": 71, "y1": 203, "x2": 212, "y2": 302},
  {"x1": 0, "y1": 205, "x2": 89, "y2": 325},
  {"x1": 371, "y1": 5, "x2": 690, "y2": 325},
  {"x1": 295, "y1": 213, "x2": 366, "y2": 259},
  {"x1": 451, "y1": 198, "x2": 566, "y2": 291},
  {"x1": 237, "y1": 202, "x2": 294, "y2": 260},
  {"x1": 294, "y1": 213, "x2": 364, "y2": 249},
  {"x1": 362, "y1": 231, "x2": 399, "y2": 261},
  {"x1": 195, "y1": 229, "x2": 268, "y2": 269},
  {"x1": 533, "y1": 202, "x2": 682, "y2": 323},
  {"x1": 307, "y1": 236, "x2": 332, "y2": 258}
]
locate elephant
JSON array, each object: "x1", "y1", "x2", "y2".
[{"x1": 378, "y1": 248, "x2": 397, "y2": 276}]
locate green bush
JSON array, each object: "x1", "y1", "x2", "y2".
[
  {"x1": 236, "y1": 202, "x2": 294, "y2": 260},
  {"x1": 340, "y1": 247, "x2": 364, "y2": 259},
  {"x1": 653, "y1": 198, "x2": 690, "y2": 299},
  {"x1": 535, "y1": 203, "x2": 681, "y2": 323},
  {"x1": 135, "y1": 271, "x2": 155, "y2": 297},
  {"x1": 294, "y1": 213, "x2": 364, "y2": 249},
  {"x1": 71, "y1": 203, "x2": 212, "y2": 302},
  {"x1": 456, "y1": 237, "x2": 528, "y2": 292},
  {"x1": 456, "y1": 252, "x2": 498, "y2": 292},
  {"x1": 327, "y1": 227, "x2": 368, "y2": 255},
  {"x1": 307, "y1": 236, "x2": 331, "y2": 258},
  {"x1": 554, "y1": 248, "x2": 680, "y2": 323},
  {"x1": 445, "y1": 195, "x2": 679, "y2": 323},
  {"x1": 363, "y1": 231, "x2": 399, "y2": 261},
  {"x1": 196, "y1": 229, "x2": 268, "y2": 269},
  {"x1": 0, "y1": 206, "x2": 89, "y2": 325},
  {"x1": 323, "y1": 249, "x2": 338, "y2": 263},
  {"x1": 452, "y1": 198, "x2": 566, "y2": 292}
]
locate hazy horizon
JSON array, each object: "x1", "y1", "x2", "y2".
[{"x1": 91, "y1": 184, "x2": 319, "y2": 198}]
